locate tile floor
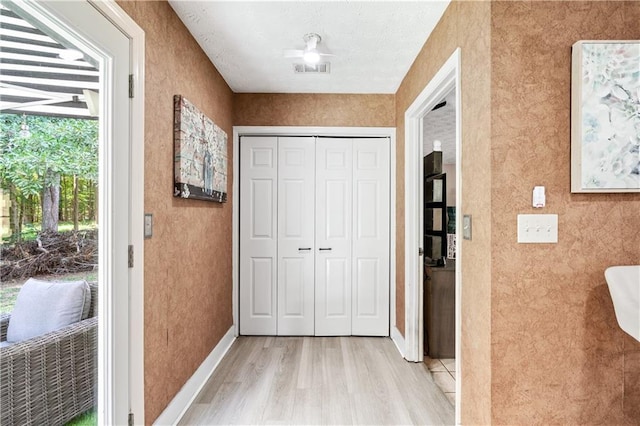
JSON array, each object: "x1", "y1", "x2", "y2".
[{"x1": 424, "y1": 357, "x2": 456, "y2": 406}]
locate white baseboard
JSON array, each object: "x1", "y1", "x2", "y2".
[
  {"x1": 391, "y1": 325, "x2": 405, "y2": 358},
  {"x1": 153, "y1": 326, "x2": 236, "y2": 425}
]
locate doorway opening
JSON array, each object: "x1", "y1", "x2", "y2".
[
  {"x1": 0, "y1": 0, "x2": 145, "y2": 424},
  {"x1": 421, "y1": 86, "x2": 457, "y2": 408},
  {"x1": 404, "y1": 48, "x2": 461, "y2": 423}
]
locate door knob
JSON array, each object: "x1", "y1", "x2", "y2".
[{"x1": 419, "y1": 248, "x2": 424, "y2": 256}]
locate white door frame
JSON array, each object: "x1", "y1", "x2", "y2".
[
  {"x1": 232, "y1": 126, "x2": 396, "y2": 337},
  {"x1": 404, "y1": 48, "x2": 461, "y2": 421},
  {"x1": 18, "y1": 1, "x2": 146, "y2": 423},
  {"x1": 89, "y1": 2, "x2": 146, "y2": 423}
]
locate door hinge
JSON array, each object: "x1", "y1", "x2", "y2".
[
  {"x1": 128, "y1": 245, "x2": 134, "y2": 268},
  {"x1": 128, "y1": 412, "x2": 134, "y2": 426},
  {"x1": 129, "y1": 74, "x2": 134, "y2": 98}
]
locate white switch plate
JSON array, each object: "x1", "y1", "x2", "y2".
[
  {"x1": 144, "y1": 213, "x2": 153, "y2": 238},
  {"x1": 463, "y1": 215, "x2": 472, "y2": 240},
  {"x1": 517, "y1": 214, "x2": 558, "y2": 243}
]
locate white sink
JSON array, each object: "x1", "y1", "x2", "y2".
[{"x1": 605, "y1": 265, "x2": 640, "y2": 342}]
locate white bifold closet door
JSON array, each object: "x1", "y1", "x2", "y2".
[
  {"x1": 350, "y1": 138, "x2": 390, "y2": 335},
  {"x1": 239, "y1": 136, "x2": 315, "y2": 335},
  {"x1": 277, "y1": 137, "x2": 315, "y2": 335},
  {"x1": 239, "y1": 136, "x2": 278, "y2": 335},
  {"x1": 240, "y1": 135, "x2": 389, "y2": 336},
  {"x1": 315, "y1": 139, "x2": 353, "y2": 335},
  {"x1": 315, "y1": 138, "x2": 390, "y2": 336}
]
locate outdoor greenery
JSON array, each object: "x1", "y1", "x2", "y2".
[
  {"x1": 0, "y1": 286, "x2": 20, "y2": 314},
  {"x1": 65, "y1": 408, "x2": 96, "y2": 425},
  {"x1": 1, "y1": 115, "x2": 98, "y2": 425},
  {"x1": 1, "y1": 114, "x2": 98, "y2": 242},
  {"x1": 1, "y1": 220, "x2": 96, "y2": 244}
]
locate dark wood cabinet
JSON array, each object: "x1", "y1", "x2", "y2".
[{"x1": 424, "y1": 260, "x2": 455, "y2": 359}]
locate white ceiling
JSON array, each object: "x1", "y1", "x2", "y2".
[
  {"x1": 423, "y1": 89, "x2": 456, "y2": 164},
  {"x1": 168, "y1": 0, "x2": 451, "y2": 94}
]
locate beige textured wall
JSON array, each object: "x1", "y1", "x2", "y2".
[
  {"x1": 116, "y1": 2, "x2": 234, "y2": 424},
  {"x1": 234, "y1": 93, "x2": 395, "y2": 127},
  {"x1": 394, "y1": 1, "x2": 492, "y2": 423},
  {"x1": 490, "y1": 1, "x2": 640, "y2": 424}
]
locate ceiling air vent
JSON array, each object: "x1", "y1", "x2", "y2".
[{"x1": 293, "y1": 63, "x2": 331, "y2": 74}]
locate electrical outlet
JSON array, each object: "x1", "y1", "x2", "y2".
[{"x1": 517, "y1": 214, "x2": 558, "y2": 243}]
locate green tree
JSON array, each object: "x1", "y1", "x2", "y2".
[{"x1": 0, "y1": 114, "x2": 98, "y2": 238}]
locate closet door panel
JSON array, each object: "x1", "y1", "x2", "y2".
[
  {"x1": 277, "y1": 137, "x2": 315, "y2": 335},
  {"x1": 250, "y1": 257, "x2": 275, "y2": 316},
  {"x1": 240, "y1": 136, "x2": 278, "y2": 335},
  {"x1": 323, "y1": 257, "x2": 349, "y2": 316},
  {"x1": 315, "y1": 138, "x2": 352, "y2": 336},
  {"x1": 352, "y1": 138, "x2": 390, "y2": 336}
]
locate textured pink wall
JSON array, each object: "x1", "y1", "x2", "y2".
[
  {"x1": 490, "y1": 1, "x2": 640, "y2": 423},
  {"x1": 116, "y1": 2, "x2": 234, "y2": 424},
  {"x1": 395, "y1": 1, "x2": 493, "y2": 423},
  {"x1": 234, "y1": 93, "x2": 395, "y2": 127}
]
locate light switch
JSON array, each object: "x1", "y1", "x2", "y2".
[
  {"x1": 517, "y1": 214, "x2": 558, "y2": 243},
  {"x1": 463, "y1": 215, "x2": 472, "y2": 240},
  {"x1": 144, "y1": 213, "x2": 153, "y2": 238}
]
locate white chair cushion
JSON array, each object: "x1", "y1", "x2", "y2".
[{"x1": 6, "y1": 278, "x2": 91, "y2": 343}]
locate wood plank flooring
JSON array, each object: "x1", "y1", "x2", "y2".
[{"x1": 179, "y1": 336, "x2": 455, "y2": 425}]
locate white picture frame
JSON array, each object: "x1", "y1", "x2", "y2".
[{"x1": 571, "y1": 40, "x2": 640, "y2": 193}]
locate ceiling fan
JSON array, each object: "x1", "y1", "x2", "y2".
[{"x1": 283, "y1": 33, "x2": 334, "y2": 65}]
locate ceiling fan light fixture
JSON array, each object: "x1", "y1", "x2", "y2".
[{"x1": 303, "y1": 49, "x2": 320, "y2": 64}]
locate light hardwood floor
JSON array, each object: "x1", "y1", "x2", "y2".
[{"x1": 179, "y1": 336, "x2": 455, "y2": 425}]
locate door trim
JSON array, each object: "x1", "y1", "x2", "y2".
[
  {"x1": 90, "y1": 2, "x2": 145, "y2": 423},
  {"x1": 232, "y1": 126, "x2": 396, "y2": 338},
  {"x1": 404, "y1": 49, "x2": 461, "y2": 422},
  {"x1": 8, "y1": 0, "x2": 144, "y2": 423},
  {"x1": 82, "y1": 1, "x2": 146, "y2": 423}
]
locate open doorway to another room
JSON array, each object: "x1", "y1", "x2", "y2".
[
  {"x1": 404, "y1": 48, "x2": 461, "y2": 423},
  {"x1": 421, "y1": 88, "x2": 457, "y2": 408}
]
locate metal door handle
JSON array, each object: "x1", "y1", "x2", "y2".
[
  {"x1": 319, "y1": 248, "x2": 332, "y2": 251},
  {"x1": 419, "y1": 248, "x2": 424, "y2": 256},
  {"x1": 298, "y1": 248, "x2": 311, "y2": 251}
]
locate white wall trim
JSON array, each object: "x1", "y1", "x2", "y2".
[
  {"x1": 391, "y1": 326, "x2": 405, "y2": 358},
  {"x1": 153, "y1": 327, "x2": 237, "y2": 426},
  {"x1": 232, "y1": 126, "x2": 397, "y2": 337},
  {"x1": 89, "y1": 1, "x2": 146, "y2": 423},
  {"x1": 404, "y1": 49, "x2": 460, "y2": 363},
  {"x1": 390, "y1": 133, "x2": 397, "y2": 338},
  {"x1": 234, "y1": 125, "x2": 397, "y2": 138},
  {"x1": 453, "y1": 55, "x2": 463, "y2": 426},
  {"x1": 232, "y1": 128, "x2": 240, "y2": 336},
  {"x1": 404, "y1": 49, "x2": 461, "y2": 424}
]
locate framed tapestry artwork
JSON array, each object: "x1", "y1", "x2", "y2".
[
  {"x1": 571, "y1": 40, "x2": 639, "y2": 193},
  {"x1": 174, "y1": 95, "x2": 228, "y2": 202}
]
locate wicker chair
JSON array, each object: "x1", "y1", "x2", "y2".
[{"x1": 0, "y1": 282, "x2": 98, "y2": 426}]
